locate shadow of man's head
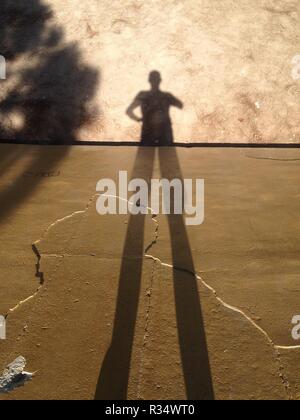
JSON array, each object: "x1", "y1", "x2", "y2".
[{"x1": 149, "y1": 70, "x2": 162, "y2": 92}]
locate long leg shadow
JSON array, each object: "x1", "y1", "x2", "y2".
[
  {"x1": 95, "y1": 147, "x2": 155, "y2": 400},
  {"x1": 158, "y1": 147, "x2": 214, "y2": 400},
  {"x1": 95, "y1": 146, "x2": 214, "y2": 400}
]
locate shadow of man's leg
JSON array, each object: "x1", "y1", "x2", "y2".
[
  {"x1": 158, "y1": 147, "x2": 214, "y2": 400},
  {"x1": 95, "y1": 147, "x2": 155, "y2": 400}
]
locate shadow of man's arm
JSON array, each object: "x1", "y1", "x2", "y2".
[
  {"x1": 126, "y1": 97, "x2": 143, "y2": 122},
  {"x1": 170, "y1": 94, "x2": 184, "y2": 110}
]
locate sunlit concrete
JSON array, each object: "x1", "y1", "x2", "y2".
[{"x1": 0, "y1": 145, "x2": 300, "y2": 400}]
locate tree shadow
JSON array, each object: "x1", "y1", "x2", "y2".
[
  {"x1": 95, "y1": 72, "x2": 214, "y2": 400},
  {"x1": 0, "y1": 0, "x2": 100, "y2": 221}
]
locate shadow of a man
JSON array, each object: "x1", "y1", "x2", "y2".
[
  {"x1": 126, "y1": 71, "x2": 183, "y2": 145},
  {"x1": 95, "y1": 72, "x2": 214, "y2": 401}
]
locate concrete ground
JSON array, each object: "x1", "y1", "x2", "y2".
[
  {"x1": 1, "y1": 0, "x2": 300, "y2": 401},
  {"x1": 0, "y1": 144, "x2": 300, "y2": 400}
]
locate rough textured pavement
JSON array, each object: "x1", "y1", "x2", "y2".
[
  {"x1": 1, "y1": 0, "x2": 300, "y2": 401},
  {"x1": 0, "y1": 145, "x2": 300, "y2": 400}
]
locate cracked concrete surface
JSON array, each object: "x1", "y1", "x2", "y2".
[
  {"x1": 1, "y1": 0, "x2": 300, "y2": 401},
  {"x1": 144, "y1": 255, "x2": 292, "y2": 398},
  {"x1": 1, "y1": 145, "x2": 300, "y2": 400}
]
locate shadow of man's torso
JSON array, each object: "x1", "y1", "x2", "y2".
[{"x1": 137, "y1": 90, "x2": 177, "y2": 146}]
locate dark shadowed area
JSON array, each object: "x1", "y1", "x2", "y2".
[
  {"x1": 0, "y1": 0, "x2": 100, "y2": 221},
  {"x1": 95, "y1": 72, "x2": 214, "y2": 400}
]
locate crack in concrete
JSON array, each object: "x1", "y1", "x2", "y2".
[
  {"x1": 7, "y1": 257, "x2": 64, "y2": 317},
  {"x1": 8, "y1": 193, "x2": 159, "y2": 315},
  {"x1": 136, "y1": 257, "x2": 156, "y2": 400},
  {"x1": 245, "y1": 154, "x2": 300, "y2": 162},
  {"x1": 7, "y1": 289, "x2": 43, "y2": 315},
  {"x1": 144, "y1": 254, "x2": 294, "y2": 399},
  {"x1": 134, "y1": 213, "x2": 159, "y2": 398},
  {"x1": 34, "y1": 193, "x2": 100, "y2": 246},
  {"x1": 6, "y1": 193, "x2": 100, "y2": 317},
  {"x1": 7, "y1": 190, "x2": 297, "y2": 399},
  {"x1": 144, "y1": 214, "x2": 159, "y2": 254}
]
